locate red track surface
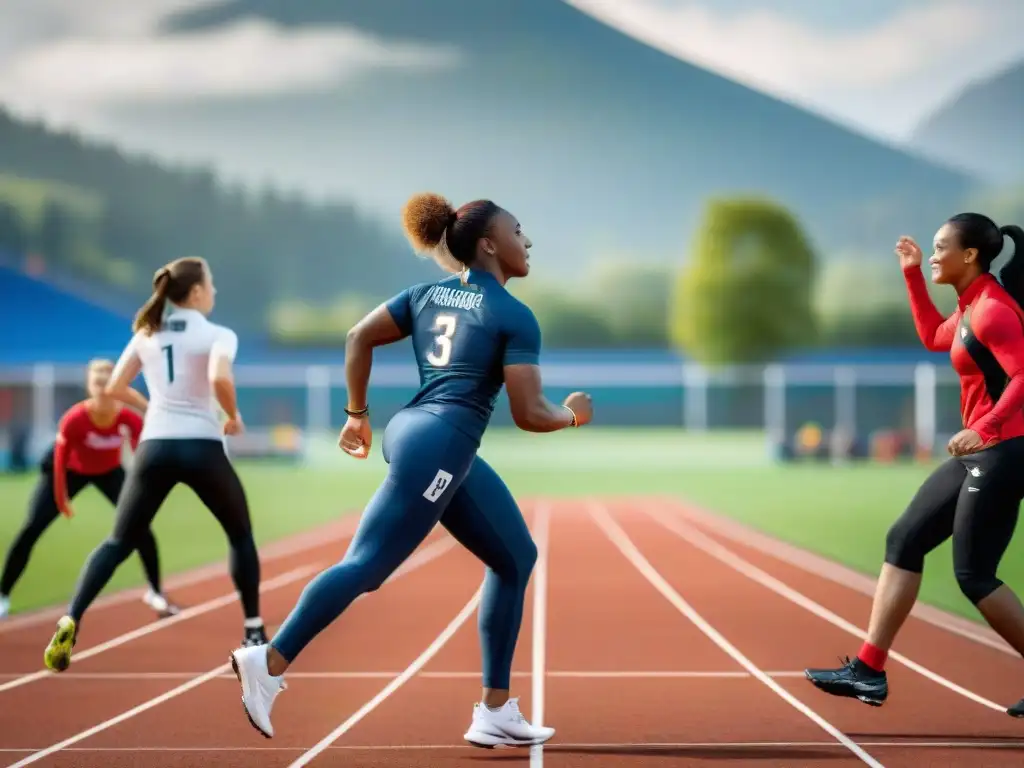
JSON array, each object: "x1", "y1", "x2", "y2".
[{"x1": 2, "y1": 498, "x2": 1023, "y2": 767}]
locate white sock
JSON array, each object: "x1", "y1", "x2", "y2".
[{"x1": 244, "y1": 617, "x2": 264, "y2": 629}]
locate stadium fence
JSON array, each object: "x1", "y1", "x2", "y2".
[{"x1": 0, "y1": 360, "x2": 962, "y2": 468}]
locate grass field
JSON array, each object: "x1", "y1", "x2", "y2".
[{"x1": 1, "y1": 427, "x2": 1018, "y2": 624}]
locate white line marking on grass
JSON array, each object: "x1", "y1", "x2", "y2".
[
  {"x1": 646, "y1": 504, "x2": 1008, "y2": 715},
  {"x1": 589, "y1": 504, "x2": 886, "y2": 768},
  {"x1": 0, "y1": 564, "x2": 321, "y2": 695},
  {"x1": 285, "y1": 585, "x2": 485, "y2": 768},
  {"x1": 530, "y1": 503, "x2": 551, "y2": 768},
  {"x1": 7, "y1": 535, "x2": 457, "y2": 766}
]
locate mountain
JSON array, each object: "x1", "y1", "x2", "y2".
[
  {"x1": 0, "y1": 108, "x2": 434, "y2": 331},
  {"x1": 911, "y1": 61, "x2": 1024, "y2": 184},
  {"x1": 77, "y1": 0, "x2": 976, "y2": 274}
]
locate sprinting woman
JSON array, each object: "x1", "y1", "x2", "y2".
[
  {"x1": 805, "y1": 214, "x2": 1024, "y2": 717},
  {"x1": 230, "y1": 192, "x2": 593, "y2": 746}
]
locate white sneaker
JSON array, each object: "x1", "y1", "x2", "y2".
[
  {"x1": 0, "y1": 595, "x2": 10, "y2": 619},
  {"x1": 463, "y1": 697, "x2": 555, "y2": 748},
  {"x1": 142, "y1": 590, "x2": 180, "y2": 617},
  {"x1": 230, "y1": 644, "x2": 285, "y2": 738}
]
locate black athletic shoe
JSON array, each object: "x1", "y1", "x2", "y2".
[
  {"x1": 804, "y1": 656, "x2": 888, "y2": 706},
  {"x1": 243, "y1": 625, "x2": 268, "y2": 648},
  {"x1": 1007, "y1": 697, "x2": 1024, "y2": 717}
]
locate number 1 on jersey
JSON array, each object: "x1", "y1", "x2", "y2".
[
  {"x1": 426, "y1": 314, "x2": 458, "y2": 367},
  {"x1": 161, "y1": 344, "x2": 175, "y2": 383}
]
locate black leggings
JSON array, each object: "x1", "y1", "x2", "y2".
[
  {"x1": 67, "y1": 439, "x2": 261, "y2": 623},
  {"x1": 885, "y1": 436, "x2": 1024, "y2": 604},
  {"x1": 0, "y1": 467, "x2": 162, "y2": 597}
]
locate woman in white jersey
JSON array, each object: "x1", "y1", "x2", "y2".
[{"x1": 43, "y1": 257, "x2": 266, "y2": 673}]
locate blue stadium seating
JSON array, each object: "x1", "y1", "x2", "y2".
[{"x1": 0, "y1": 263, "x2": 132, "y2": 364}]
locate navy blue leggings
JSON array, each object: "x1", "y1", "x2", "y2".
[{"x1": 271, "y1": 409, "x2": 537, "y2": 689}]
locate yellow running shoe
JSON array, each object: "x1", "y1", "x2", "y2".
[{"x1": 44, "y1": 616, "x2": 77, "y2": 672}]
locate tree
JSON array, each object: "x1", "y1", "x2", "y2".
[
  {"x1": 37, "y1": 201, "x2": 73, "y2": 264},
  {"x1": 509, "y1": 283, "x2": 616, "y2": 349},
  {"x1": 0, "y1": 202, "x2": 28, "y2": 255},
  {"x1": 587, "y1": 262, "x2": 671, "y2": 347},
  {"x1": 814, "y1": 257, "x2": 953, "y2": 347},
  {"x1": 670, "y1": 197, "x2": 817, "y2": 364}
]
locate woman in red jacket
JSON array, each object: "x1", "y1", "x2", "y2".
[
  {"x1": 0, "y1": 359, "x2": 178, "y2": 619},
  {"x1": 805, "y1": 213, "x2": 1024, "y2": 717}
]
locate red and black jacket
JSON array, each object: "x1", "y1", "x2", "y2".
[{"x1": 904, "y1": 268, "x2": 1024, "y2": 446}]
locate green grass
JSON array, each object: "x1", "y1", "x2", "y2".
[{"x1": 0, "y1": 427, "x2": 1014, "y2": 624}]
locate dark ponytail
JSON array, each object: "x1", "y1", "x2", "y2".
[
  {"x1": 132, "y1": 257, "x2": 207, "y2": 335},
  {"x1": 998, "y1": 225, "x2": 1024, "y2": 311}
]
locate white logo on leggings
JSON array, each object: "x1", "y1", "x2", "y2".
[{"x1": 422, "y1": 469, "x2": 454, "y2": 503}]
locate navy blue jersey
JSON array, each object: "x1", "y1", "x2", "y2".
[{"x1": 384, "y1": 269, "x2": 541, "y2": 443}]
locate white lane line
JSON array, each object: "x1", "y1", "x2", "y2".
[
  {"x1": 0, "y1": 513, "x2": 363, "y2": 635},
  {"x1": 0, "y1": 669, "x2": 809, "y2": 680},
  {"x1": 6, "y1": 535, "x2": 457, "y2": 767},
  {"x1": 285, "y1": 585, "x2": 485, "y2": 768},
  {"x1": 0, "y1": 564, "x2": 321, "y2": 695},
  {"x1": 646, "y1": 503, "x2": 1008, "y2": 714},
  {"x1": 589, "y1": 503, "x2": 885, "y2": 768},
  {"x1": 530, "y1": 503, "x2": 551, "y2": 768},
  {"x1": 667, "y1": 500, "x2": 1016, "y2": 656},
  {"x1": 0, "y1": 739, "x2": 1022, "y2": 753}
]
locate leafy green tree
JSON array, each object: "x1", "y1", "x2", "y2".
[{"x1": 670, "y1": 197, "x2": 817, "y2": 364}]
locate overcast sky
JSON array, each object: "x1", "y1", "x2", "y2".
[
  {"x1": 0, "y1": 0, "x2": 1020, "y2": 144},
  {"x1": 567, "y1": 0, "x2": 1024, "y2": 141}
]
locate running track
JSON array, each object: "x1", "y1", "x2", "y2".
[{"x1": 1, "y1": 498, "x2": 1023, "y2": 766}]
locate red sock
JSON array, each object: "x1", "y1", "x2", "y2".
[{"x1": 857, "y1": 641, "x2": 888, "y2": 672}]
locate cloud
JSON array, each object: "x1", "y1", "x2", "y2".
[
  {"x1": 0, "y1": 2, "x2": 459, "y2": 127},
  {"x1": 565, "y1": 0, "x2": 1024, "y2": 139},
  {"x1": 2, "y1": 19, "x2": 459, "y2": 104}
]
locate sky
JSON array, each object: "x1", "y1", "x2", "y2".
[
  {"x1": 0, "y1": 0, "x2": 1020, "y2": 145},
  {"x1": 566, "y1": 0, "x2": 1024, "y2": 141}
]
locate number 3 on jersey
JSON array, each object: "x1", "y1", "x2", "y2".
[{"x1": 426, "y1": 314, "x2": 458, "y2": 367}]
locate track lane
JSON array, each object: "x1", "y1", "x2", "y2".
[{"x1": 623, "y1": 499, "x2": 1024, "y2": 766}]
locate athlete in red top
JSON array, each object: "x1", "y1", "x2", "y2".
[
  {"x1": 805, "y1": 213, "x2": 1024, "y2": 717},
  {"x1": 53, "y1": 398, "x2": 143, "y2": 518},
  {"x1": 904, "y1": 252, "x2": 1024, "y2": 448},
  {"x1": 0, "y1": 359, "x2": 178, "y2": 620}
]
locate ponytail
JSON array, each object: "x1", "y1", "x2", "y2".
[
  {"x1": 132, "y1": 267, "x2": 172, "y2": 335},
  {"x1": 998, "y1": 225, "x2": 1024, "y2": 311}
]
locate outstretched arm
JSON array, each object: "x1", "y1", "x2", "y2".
[{"x1": 903, "y1": 266, "x2": 958, "y2": 351}]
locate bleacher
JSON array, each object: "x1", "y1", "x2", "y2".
[{"x1": 0, "y1": 259, "x2": 132, "y2": 365}]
